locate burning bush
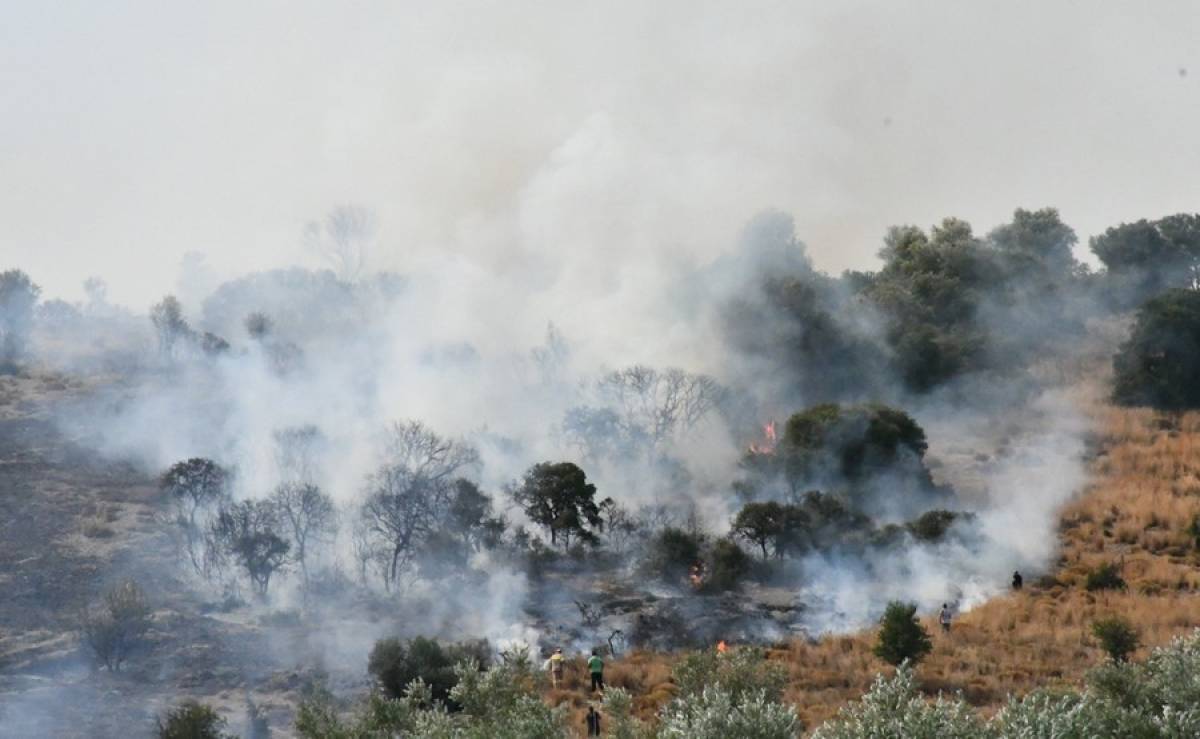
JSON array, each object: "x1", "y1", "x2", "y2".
[
  {"x1": 638, "y1": 527, "x2": 705, "y2": 584},
  {"x1": 705, "y1": 538, "x2": 753, "y2": 593}
]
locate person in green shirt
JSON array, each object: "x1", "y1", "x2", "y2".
[{"x1": 587, "y1": 649, "x2": 605, "y2": 692}]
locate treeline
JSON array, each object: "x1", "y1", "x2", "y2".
[{"x1": 723, "y1": 208, "x2": 1200, "y2": 407}]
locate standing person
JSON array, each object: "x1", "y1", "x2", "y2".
[
  {"x1": 547, "y1": 647, "x2": 565, "y2": 687},
  {"x1": 939, "y1": 603, "x2": 952, "y2": 633},
  {"x1": 588, "y1": 648, "x2": 605, "y2": 692},
  {"x1": 585, "y1": 705, "x2": 602, "y2": 736},
  {"x1": 1012, "y1": 570, "x2": 1024, "y2": 590}
]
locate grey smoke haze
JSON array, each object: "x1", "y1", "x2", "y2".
[{"x1": 3, "y1": 0, "x2": 1199, "y2": 312}]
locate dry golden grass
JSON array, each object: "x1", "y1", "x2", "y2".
[{"x1": 544, "y1": 402, "x2": 1200, "y2": 735}]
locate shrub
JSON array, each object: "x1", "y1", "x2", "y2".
[
  {"x1": 1093, "y1": 617, "x2": 1140, "y2": 662},
  {"x1": 1085, "y1": 562, "x2": 1127, "y2": 592},
  {"x1": 705, "y1": 537, "x2": 752, "y2": 592},
  {"x1": 367, "y1": 636, "x2": 490, "y2": 708},
  {"x1": 639, "y1": 527, "x2": 705, "y2": 583},
  {"x1": 672, "y1": 646, "x2": 787, "y2": 704},
  {"x1": 80, "y1": 580, "x2": 152, "y2": 671},
  {"x1": 873, "y1": 601, "x2": 932, "y2": 666},
  {"x1": 602, "y1": 686, "x2": 643, "y2": 739},
  {"x1": 157, "y1": 701, "x2": 233, "y2": 739},
  {"x1": 906, "y1": 510, "x2": 963, "y2": 542},
  {"x1": 657, "y1": 685, "x2": 801, "y2": 739}
]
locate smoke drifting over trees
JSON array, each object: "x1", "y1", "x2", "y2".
[{"x1": 7, "y1": 196, "x2": 1200, "y2": 734}]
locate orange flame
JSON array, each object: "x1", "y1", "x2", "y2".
[
  {"x1": 748, "y1": 421, "x2": 778, "y2": 454},
  {"x1": 717, "y1": 640, "x2": 728, "y2": 653}
]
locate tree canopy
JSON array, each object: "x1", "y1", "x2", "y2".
[{"x1": 1112, "y1": 289, "x2": 1200, "y2": 409}]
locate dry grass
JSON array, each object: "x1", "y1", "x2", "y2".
[{"x1": 544, "y1": 403, "x2": 1200, "y2": 735}]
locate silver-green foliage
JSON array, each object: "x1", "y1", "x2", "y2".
[
  {"x1": 660, "y1": 647, "x2": 800, "y2": 739},
  {"x1": 658, "y1": 685, "x2": 801, "y2": 739},
  {"x1": 815, "y1": 630, "x2": 1200, "y2": 738},
  {"x1": 811, "y1": 664, "x2": 986, "y2": 739}
]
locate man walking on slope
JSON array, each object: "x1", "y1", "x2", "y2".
[
  {"x1": 939, "y1": 603, "x2": 953, "y2": 633},
  {"x1": 546, "y1": 647, "x2": 565, "y2": 687},
  {"x1": 588, "y1": 648, "x2": 605, "y2": 692}
]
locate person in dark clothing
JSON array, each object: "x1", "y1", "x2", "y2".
[
  {"x1": 1012, "y1": 570, "x2": 1023, "y2": 590},
  {"x1": 585, "y1": 706, "x2": 602, "y2": 736}
]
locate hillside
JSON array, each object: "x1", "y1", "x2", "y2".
[{"x1": 544, "y1": 392, "x2": 1200, "y2": 734}]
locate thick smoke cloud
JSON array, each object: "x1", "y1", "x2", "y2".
[{"x1": 4, "y1": 1, "x2": 1199, "y2": 310}]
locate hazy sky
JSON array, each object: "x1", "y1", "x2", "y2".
[{"x1": 2, "y1": 0, "x2": 1197, "y2": 308}]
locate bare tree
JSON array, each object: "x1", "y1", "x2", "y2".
[
  {"x1": 161, "y1": 458, "x2": 231, "y2": 577},
  {"x1": 530, "y1": 322, "x2": 570, "y2": 386},
  {"x1": 272, "y1": 425, "x2": 326, "y2": 485},
  {"x1": 598, "y1": 366, "x2": 724, "y2": 446},
  {"x1": 271, "y1": 481, "x2": 337, "y2": 581},
  {"x1": 79, "y1": 580, "x2": 152, "y2": 671},
  {"x1": 210, "y1": 500, "x2": 290, "y2": 597},
  {"x1": 304, "y1": 205, "x2": 376, "y2": 282},
  {"x1": 567, "y1": 366, "x2": 725, "y2": 463},
  {"x1": 358, "y1": 421, "x2": 479, "y2": 588}
]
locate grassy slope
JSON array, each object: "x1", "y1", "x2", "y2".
[{"x1": 545, "y1": 399, "x2": 1200, "y2": 735}]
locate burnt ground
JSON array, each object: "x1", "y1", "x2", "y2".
[
  {"x1": 0, "y1": 372, "x2": 340, "y2": 738},
  {"x1": 0, "y1": 369, "x2": 812, "y2": 738}
]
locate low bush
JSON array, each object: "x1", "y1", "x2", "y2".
[{"x1": 1085, "y1": 562, "x2": 1127, "y2": 592}]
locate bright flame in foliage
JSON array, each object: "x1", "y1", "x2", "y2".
[
  {"x1": 716, "y1": 640, "x2": 728, "y2": 654},
  {"x1": 748, "y1": 420, "x2": 777, "y2": 454}
]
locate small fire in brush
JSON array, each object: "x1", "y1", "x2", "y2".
[
  {"x1": 689, "y1": 561, "x2": 707, "y2": 589},
  {"x1": 748, "y1": 420, "x2": 777, "y2": 454}
]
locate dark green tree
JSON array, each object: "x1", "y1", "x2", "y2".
[
  {"x1": 864, "y1": 219, "x2": 999, "y2": 391},
  {"x1": 157, "y1": 701, "x2": 233, "y2": 739},
  {"x1": 367, "y1": 636, "x2": 489, "y2": 708},
  {"x1": 732, "y1": 502, "x2": 786, "y2": 559},
  {"x1": 1112, "y1": 289, "x2": 1200, "y2": 409},
  {"x1": 874, "y1": 601, "x2": 933, "y2": 666},
  {"x1": 1091, "y1": 213, "x2": 1200, "y2": 304},
  {"x1": 510, "y1": 462, "x2": 601, "y2": 548},
  {"x1": 1092, "y1": 617, "x2": 1140, "y2": 662},
  {"x1": 705, "y1": 537, "x2": 753, "y2": 592},
  {"x1": 639, "y1": 527, "x2": 705, "y2": 583}
]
